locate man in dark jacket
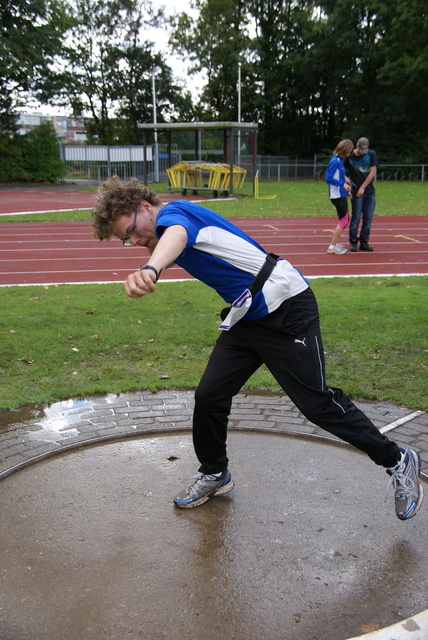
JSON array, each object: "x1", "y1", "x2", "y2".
[{"x1": 345, "y1": 137, "x2": 378, "y2": 252}]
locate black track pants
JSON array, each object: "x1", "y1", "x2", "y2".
[{"x1": 193, "y1": 288, "x2": 400, "y2": 474}]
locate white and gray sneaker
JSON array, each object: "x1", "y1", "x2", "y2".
[
  {"x1": 174, "y1": 469, "x2": 234, "y2": 508},
  {"x1": 327, "y1": 244, "x2": 347, "y2": 255},
  {"x1": 387, "y1": 448, "x2": 423, "y2": 520}
]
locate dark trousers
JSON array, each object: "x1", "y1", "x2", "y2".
[{"x1": 193, "y1": 288, "x2": 400, "y2": 474}]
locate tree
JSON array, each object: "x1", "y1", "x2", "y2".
[
  {"x1": 361, "y1": 0, "x2": 428, "y2": 160},
  {"x1": 37, "y1": 0, "x2": 192, "y2": 145},
  {"x1": 19, "y1": 122, "x2": 65, "y2": 181},
  {"x1": 248, "y1": 0, "x2": 318, "y2": 153},
  {"x1": 169, "y1": 0, "x2": 428, "y2": 158},
  {"x1": 169, "y1": 0, "x2": 252, "y2": 121},
  {"x1": 0, "y1": 0, "x2": 69, "y2": 133},
  {"x1": 315, "y1": 0, "x2": 428, "y2": 160},
  {"x1": 111, "y1": 8, "x2": 196, "y2": 144}
]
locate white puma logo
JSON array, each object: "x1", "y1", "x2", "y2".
[{"x1": 294, "y1": 338, "x2": 307, "y2": 346}]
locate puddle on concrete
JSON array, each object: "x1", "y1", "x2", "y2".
[
  {"x1": 0, "y1": 395, "x2": 117, "y2": 436},
  {"x1": 0, "y1": 389, "x2": 282, "y2": 434}
]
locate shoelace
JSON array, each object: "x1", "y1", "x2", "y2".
[
  {"x1": 186, "y1": 473, "x2": 219, "y2": 497},
  {"x1": 385, "y1": 461, "x2": 416, "y2": 503}
]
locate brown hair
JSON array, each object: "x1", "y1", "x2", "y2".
[
  {"x1": 334, "y1": 139, "x2": 354, "y2": 158},
  {"x1": 92, "y1": 175, "x2": 163, "y2": 240}
]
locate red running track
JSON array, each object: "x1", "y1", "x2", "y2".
[
  {"x1": 0, "y1": 189, "x2": 98, "y2": 214},
  {"x1": 1, "y1": 215, "x2": 427, "y2": 286},
  {"x1": 0, "y1": 187, "x2": 427, "y2": 284},
  {"x1": 0, "y1": 188, "x2": 201, "y2": 215}
]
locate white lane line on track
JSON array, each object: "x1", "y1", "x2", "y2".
[
  {"x1": 0, "y1": 208, "x2": 92, "y2": 215},
  {"x1": 1, "y1": 272, "x2": 428, "y2": 287}
]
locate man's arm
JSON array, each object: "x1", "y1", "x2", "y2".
[
  {"x1": 124, "y1": 225, "x2": 188, "y2": 298},
  {"x1": 356, "y1": 165, "x2": 377, "y2": 197}
]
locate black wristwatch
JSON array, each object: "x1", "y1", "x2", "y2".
[{"x1": 138, "y1": 264, "x2": 161, "y2": 282}]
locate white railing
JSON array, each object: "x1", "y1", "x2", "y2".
[{"x1": 58, "y1": 145, "x2": 428, "y2": 184}]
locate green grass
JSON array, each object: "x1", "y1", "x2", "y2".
[
  {"x1": 1, "y1": 277, "x2": 427, "y2": 411},
  {"x1": 0, "y1": 180, "x2": 427, "y2": 222}
]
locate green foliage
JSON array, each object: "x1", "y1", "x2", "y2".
[
  {"x1": 171, "y1": 0, "x2": 428, "y2": 160},
  {"x1": 170, "y1": 0, "x2": 251, "y2": 121},
  {"x1": 0, "y1": 123, "x2": 64, "y2": 182},
  {"x1": 0, "y1": 0, "x2": 70, "y2": 133},
  {"x1": 19, "y1": 122, "x2": 65, "y2": 182},
  {"x1": 0, "y1": 278, "x2": 426, "y2": 410},
  {"x1": 37, "y1": 0, "x2": 193, "y2": 145},
  {"x1": 2, "y1": 0, "x2": 428, "y2": 158},
  {"x1": 0, "y1": 131, "x2": 25, "y2": 181}
]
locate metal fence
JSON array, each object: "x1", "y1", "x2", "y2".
[
  {"x1": 257, "y1": 156, "x2": 428, "y2": 182},
  {"x1": 59, "y1": 145, "x2": 428, "y2": 185},
  {"x1": 59, "y1": 144, "x2": 159, "y2": 184}
]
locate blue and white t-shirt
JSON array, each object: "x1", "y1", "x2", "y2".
[{"x1": 156, "y1": 201, "x2": 308, "y2": 326}]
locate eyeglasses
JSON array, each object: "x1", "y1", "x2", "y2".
[{"x1": 122, "y1": 210, "x2": 138, "y2": 245}]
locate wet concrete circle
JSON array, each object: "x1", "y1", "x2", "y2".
[{"x1": 0, "y1": 432, "x2": 426, "y2": 640}]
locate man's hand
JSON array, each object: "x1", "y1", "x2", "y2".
[
  {"x1": 123, "y1": 224, "x2": 188, "y2": 299},
  {"x1": 357, "y1": 166, "x2": 376, "y2": 197},
  {"x1": 124, "y1": 268, "x2": 157, "y2": 298}
]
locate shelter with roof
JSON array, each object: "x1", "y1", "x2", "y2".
[{"x1": 137, "y1": 121, "x2": 258, "y2": 197}]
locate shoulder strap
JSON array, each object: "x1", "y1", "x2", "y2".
[{"x1": 248, "y1": 253, "x2": 279, "y2": 296}]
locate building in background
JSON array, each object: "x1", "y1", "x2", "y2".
[{"x1": 16, "y1": 113, "x2": 87, "y2": 143}]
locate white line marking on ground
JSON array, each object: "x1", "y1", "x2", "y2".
[
  {"x1": 1, "y1": 273, "x2": 428, "y2": 288},
  {"x1": 380, "y1": 410, "x2": 424, "y2": 434},
  {"x1": 0, "y1": 208, "x2": 91, "y2": 215}
]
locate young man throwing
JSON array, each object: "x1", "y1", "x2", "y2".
[{"x1": 92, "y1": 176, "x2": 423, "y2": 519}]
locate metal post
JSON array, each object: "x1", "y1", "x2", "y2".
[
  {"x1": 152, "y1": 70, "x2": 159, "y2": 182},
  {"x1": 237, "y1": 62, "x2": 241, "y2": 166},
  {"x1": 229, "y1": 128, "x2": 235, "y2": 196},
  {"x1": 195, "y1": 130, "x2": 200, "y2": 160},
  {"x1": 143, "y1": 131, "x2": 147, "y2": 185},
  {"x1": 168, "y1": 131, "x2": 172, "y2": 192},
  {"x1": 253, "y1": 128, "x2": 258, "y2": 183}
]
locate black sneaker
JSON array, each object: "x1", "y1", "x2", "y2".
[
  {"x1": 359, "y1": 240, "x2": 373, "y2": 251},
  {"x1": 350, "y1": 241, "x2": 358, "y2": 252}
]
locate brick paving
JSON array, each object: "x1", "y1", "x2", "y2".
[{"x1": 0, "y1": 390, "x2": 426, "y2": 481}]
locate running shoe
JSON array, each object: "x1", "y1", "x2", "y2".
[
  {"x1": 327, "y1": 244, "x2": 347, "y2": 255},
  {"x1": 174, "y1": 469, "x2": 234, "y2": 508},
  {"x1": 387, "y1": 448, "x2": 423, "y2": 520}
]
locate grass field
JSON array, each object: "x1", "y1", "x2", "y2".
[
  {"x1": 0, "y1": 180, "x2": 426, "y2": 412},
  {"x1": 1, "y1": 276, "x2": 427, "y2": 411}
]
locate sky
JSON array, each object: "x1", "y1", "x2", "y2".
[{"x1": 150, "y1": 0, "x2": 206, "y2": 99}]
